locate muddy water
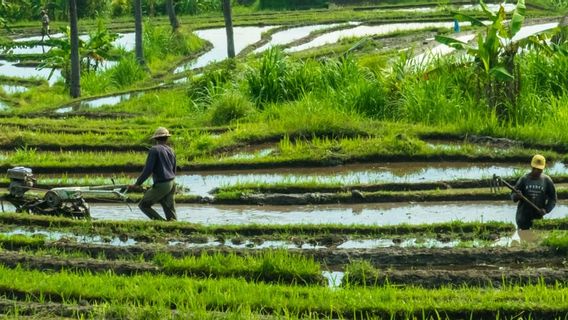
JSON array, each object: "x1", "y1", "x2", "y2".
[
  {"x1": 286, "y1": 22, "x2": 471, "y2": 53},
  {"x1": 35, "y1": 162, "x2": 567, "y2": 196},
  {"x1": 2, "y1": 228, "x2": 136, "y2": 246},
  {"x1": 1, "y1": 201, "x2": 557, "y2": 225},
  {"x1": 9, "y1": 33, "x2": 135, "y2": 54},
  {"x1": 55, "y1": 92, "x2": 144, "y2": 113},
  {"x1": 1, "y1": 84, "x2": 29, "y2": 94},
  {"x1": 409, "y1": 34, "x2": 476, "y2": 67},
  {"x1": 459, "y1": 3, "x2": 517, "y2": 12},
  {"x1": 0, "y1": 60, "x2": 58, "y2": 85},
  {"x1": 175, "y1": 26, "x2": 274, "y2": 73},
  {"x1": 177, "y1": 162, "x2": 566, "y2": 196},
  {"x1": 253, "y1": 24, "x2": 342, "y2": 53}
]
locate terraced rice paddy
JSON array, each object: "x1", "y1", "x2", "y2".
[{"x1": 1, "y1": 0, "x2": 567, "y2": 318}]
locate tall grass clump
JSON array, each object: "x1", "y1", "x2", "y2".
[
  {"x1": 143, "y1": 22, "x2": 204, "y2": 66},
  {"x1": 392, "y1": 55, "x2": 489, "y2": 126},
  {"x1": 343, "y1": 260, "x2": 380, "y2": 287},
  {"x1": 246, "y1": 48, "x2": 310, "y2": 106},
  {"x1": 542, "y1": 231, "x2": 568, "y2": 254},
  {"x1": 209, "y1": 90, "x2": 256, "y2": 126},
  {"x1": 109, "y1": 56, "x2": 148, "y2": 88}
]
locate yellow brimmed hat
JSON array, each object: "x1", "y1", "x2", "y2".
[
  {"x1": 151, "y1": 127, "x2": 171, "y2": 139},
  {"x1": 531, "y1": 154, "x2": 546, "y2": 170}
]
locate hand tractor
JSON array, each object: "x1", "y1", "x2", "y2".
[{"x1": 1, "y1": 167, "x2": 130, "y2": 219}]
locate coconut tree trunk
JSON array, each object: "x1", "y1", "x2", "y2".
[
  {"x1": 69, "y1": 0, "x2": 80, "y2": 98},
  {"x1": 134, "y1": 0, "x2": 145, "y2": 65},
  {"x1": 166, "y1": 0, "x2": 180, "y2": 32},
  {"x1": 222, "y1": 0, "x2": 235, "y2": 58}
]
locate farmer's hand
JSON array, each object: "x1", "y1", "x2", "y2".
[
  {"x1": 127, "y1": 184, "x2": 143, "y2": 192},
  {"x1": 512, "y1": 190, "x2": 522, "y2": 202}
]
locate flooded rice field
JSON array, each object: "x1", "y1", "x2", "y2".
[
  {"x1": 253, "y1": 23, "x2": 343, "y2": 53},
  {"x1": 36, "y1": 162, "x2": 567, "y2": 196},
  {"x1": 3, "y1": 201, "x2": 565, "y2": 225},
  {"x1": 0, "y1": 59, "x2": 57, "y2": 85},
  {"x1": 0, "y1": 100, "x2": 8, "y2": 111},
  {"x1": 369, "y1": 3, "x2": 516, "y2": 13},
  {"x1": 175, "y1": 162, "x2": 566, "y2": 196},
  {"x1": 175, "y1": 26, "x2": 274, "y2": 72},
  {"x1": 1, "y1": 84, "x2": 29, "y2": 95},
  {"x1": 285, "y1": 21, "x2": 471, "y2": 52},
  {"x1": 55, "y1": 92, "x2": 144, "y2": 113},
  {"x1": 409, "y1": 34, "x2": 476, "y2": 67}
]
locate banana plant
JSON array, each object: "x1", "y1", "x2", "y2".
[{"x1": 434, "y1": 0, "x2": 564, "y2": 120}]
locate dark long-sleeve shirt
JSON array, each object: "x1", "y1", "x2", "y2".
[
  {"x1": 511, "y1": 173, "x2": 557, "y2": 217},
  {"x1": 135, "y1": 144, "x2": 176, "y2": 186}
]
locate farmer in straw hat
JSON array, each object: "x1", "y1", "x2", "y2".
[
  {"x1": 40, "y1": 9, "x2": 51, "y2": 42},
  {"x1": 129, "y1": 127, "x2": 177, "y2": 221},
  {"x1": 511, "y1": 154, "x2": 556, "y2": 229}
]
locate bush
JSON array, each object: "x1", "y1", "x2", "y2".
[
  {"x1": 110, "y1": 56, "x2": 147, "y2": 88},
  {"x1": 209, "y1": 91, "x2": 255, "y2": 126},
  {"x1": 111, "y1": 0, "x2": 131, "y2": 17}
]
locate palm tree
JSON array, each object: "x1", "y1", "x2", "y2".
[
  {"x1": 222, "y1": 0, "x2": 235, "y2": 58},
  {"x1": 166, "y1": 0, "x2": 180, "y2": 32},
  {"x1": 134, "y1": 0, "x2": 145, "y2": 65},
  {"x1": 69, "y1": 0, "x2": 80, "y2": 98}
]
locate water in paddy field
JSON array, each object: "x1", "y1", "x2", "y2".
[
  {"x1": 0, "y1": 100, "x2": 8, "y2": 111},
  {"x1": 55, "y1": 92, "x2": 144, "y2": 113},
  {"x1": 174, "y1": 162, "x2": 567, "y2": 196},
  {"x1": 0, "y1": 60, "x2": 58, "y2": 85},
  {"x1": 174, "y1": 26, "x2": 274, "y2": 73},
  {"x1": 253, "y1": 24, "x2": 343, "y2": 53},
  {"x1": 1, "y1": 84, "x2": 29, "y2": 95},
  {"x1": 0, "y1": 201, "x2": 557, "y2": 225},
  {"x1": 286, "y1": 21, "x2": 470, "y2": 52}
]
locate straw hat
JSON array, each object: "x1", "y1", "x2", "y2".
[{"x1": 151, "y1": 127, "x2": 171, "y2": 139}]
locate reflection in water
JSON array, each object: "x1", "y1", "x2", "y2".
[
  {"x1": 286, "y1": 22, "x2": 471, "y2": 52},
  {"x1": 409, "y1": 34, "x2": 476, "y2": 68},
  {"x1": 175, "y1": 26, "x2": 274, "y2": 72},
  {"x1": 0, "y1": 60, "x2": 59, "y2": 85},
  {"x1": 175, "y1": 162, "x2": 566, "y2": 196},
  {"x1": 1, "y1": 84, "x2": 29, "y2": 94},
  {"x1": 55, "y1": 92, "x2": 144, "y2": 113},
  {"x1": 322, "y1": 271, "x2": 344, "y2": 288},
  {"x1": 3, "y1": 201, "x2": 565, "y2": 226},
  {"x1": 254, "y1": 24, "x2": 341, "y2": 53},
  {"x1": 0, "y1": 100, "x2": 8, "y2": 111}
]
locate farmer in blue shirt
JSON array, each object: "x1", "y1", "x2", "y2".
[{"x1": 129, "y1": 127, "x2": 177, "y2": 221}]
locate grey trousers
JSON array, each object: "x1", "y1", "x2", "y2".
[{"x1": 139, "y1": 180, "x2": 176, "y2": 221}]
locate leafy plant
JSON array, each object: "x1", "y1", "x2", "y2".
[{"x1": 434, "y1": 0, "x2": 562, "y2": 121}]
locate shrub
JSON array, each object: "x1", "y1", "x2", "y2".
[
  {"x1": 209, "y1": 91, "x2": 255, "y2": 126},
  {"x1": 110, "y1": 56, "x2": 147, "y2": 88}
]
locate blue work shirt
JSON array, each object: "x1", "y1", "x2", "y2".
[{"x1": 135, "y1": 144, "x2": 176, "y2": 185}]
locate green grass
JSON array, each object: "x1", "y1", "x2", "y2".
[
  {"x1": 154, "y1": 250, "x2": 323, "y2": 284},
  {"x1": 2, "y1": 265, "x2": 568, "y2": 319},
  {"x1": 542, "y1": 231, "x2": 568, "y2": 253},
  {"x1": 0, "y1": 234, "x2": 45, "y2": 248}
]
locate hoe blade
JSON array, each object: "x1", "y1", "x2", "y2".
[{"x1": 490, "y1": 174, "x2": 502, "y2": 193}]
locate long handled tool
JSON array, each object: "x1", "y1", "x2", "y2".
[{"x1": 491, "y1": 174, "x2": 542, "y2": 212}]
